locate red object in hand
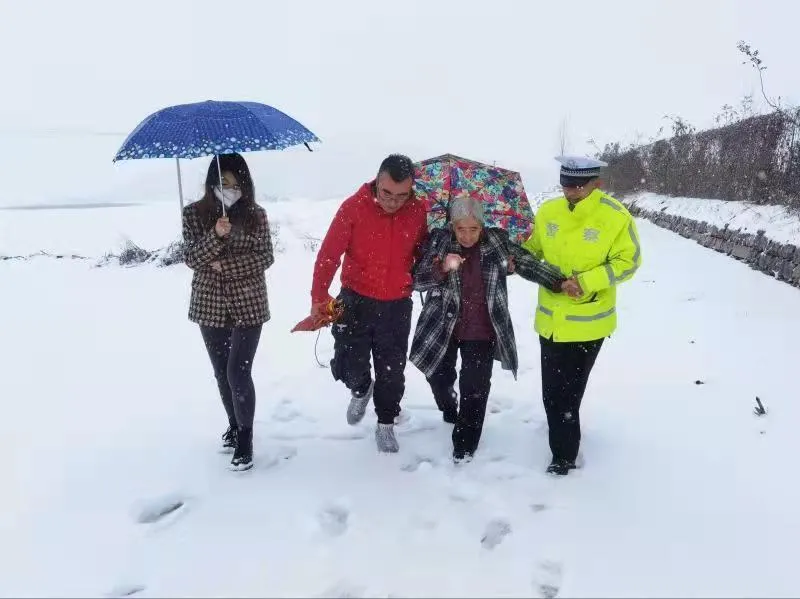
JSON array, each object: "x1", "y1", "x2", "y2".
[{"x1": 291, "y1": 299, "x2": 345, "y2": 333}]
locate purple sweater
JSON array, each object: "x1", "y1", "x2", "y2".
[{"x1": 436, "y1": 243, "x2": 494, "y2": 341}]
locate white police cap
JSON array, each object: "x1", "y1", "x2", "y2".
[{"x1": 555, "y1": 155, "x2": 608, "y2": 178}]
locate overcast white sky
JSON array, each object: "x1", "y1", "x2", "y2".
[{"x1": 0, "y1": 0, "x2": 797, "y2": 206}]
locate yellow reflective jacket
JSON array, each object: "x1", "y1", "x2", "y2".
[{"x1": 522, "y1": 189, "x2": 642, "y2": 342}]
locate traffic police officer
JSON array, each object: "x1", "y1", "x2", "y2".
[{"x1": 523, "y1": 156, "x2": 642, "y2": 475}]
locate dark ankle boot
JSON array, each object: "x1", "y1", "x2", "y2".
[
  {"x1": 230, "y1": 426, "x2": 253, "y2": 471},
  {"x1": 452, "y1": 423, "x2": 481, "y2": 458},
  {"x1": 434, "y1": 387, "x2": 458, "y2": 424},
  {"x1": 220, "y1": 425, "x2": 238, "y2": 454},
  {"x1": 546, "y1": 457, "x2": 576, "y2": 476}
]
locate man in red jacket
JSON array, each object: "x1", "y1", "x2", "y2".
[{"x1": 310, "y1": 154, "x2": 429, "y2": 453}]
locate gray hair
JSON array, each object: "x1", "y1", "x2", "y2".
[{"x1": 449, "y1": 196, "x2": 484, "y2": 225}]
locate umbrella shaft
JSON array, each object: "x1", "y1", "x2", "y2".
[
  {"x1": 176, "y1": 157, "x2": 184, "y2": 212},
  {"x1": 216, "y1": 154, "x2": 226, "y2": 217}
]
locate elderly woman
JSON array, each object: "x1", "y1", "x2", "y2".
[{"x1": 409, "y1": 196, "x2": 566, "y2": 461}]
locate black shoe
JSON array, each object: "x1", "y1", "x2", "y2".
[
  {"x1": 441, "y1": 388, "x2": 458, "y2": 424},
  {"x1": 546, "y1": 458, "x2": 576, "y2": 476},
  {"x1": 230, "y1": 426, "x2": 253, "y2": 471},
  {"x1": 453, "y1": 448, "x2": 474, "y2": 464},
  {"x1": 221, "y1": 425, "x2": 238, "y2": 454}
]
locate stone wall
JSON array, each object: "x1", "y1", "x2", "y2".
[{"x1": 624, "y1": 201, "x2": 800, "y2": 288}]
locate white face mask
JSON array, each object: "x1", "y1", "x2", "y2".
[{"x1": 214, "y1": 186, "x2": 242, "y2": 208}]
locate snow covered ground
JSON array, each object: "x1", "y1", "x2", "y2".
[
  {"x1": 625, "y1": 191, "x2": 800, "y2": 245},
  {"x1": 3, "y1": 197, "x2": 800, "y2": 598}
]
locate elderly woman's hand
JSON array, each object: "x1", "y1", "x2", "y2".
[
  {"x1": 443, "y1": 253, "x2": 465, "y2": 272},
  {"x1": 561, "y1": 277, "x2": 584, "y2": 298}
]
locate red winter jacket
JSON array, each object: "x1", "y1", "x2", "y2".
[{"x1": 312, "y1": 181, "x2": 429, "y2": 304}]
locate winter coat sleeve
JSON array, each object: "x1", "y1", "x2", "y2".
[
  {"x1": 217, "y1": 209, "x2": 275, "y2": 280},
  {"x1": 507, "y1": 238, "x2": 565, "y2": 292},
  {"x1": 413, "y1": 230, "x2": 449, "y2": 292},
  {"x1": 577, "y1": 214, "x2": 642, "y2": 294},
  {"x1": 413, "y1": 211, "x2": 430, "y2": 261},
  {"x1": 182, "y1": 205, "x2": 225, "y2": 270},
  {"x1": 311, "y1": 201, "x2": 353, "y2": 304},
  {"x1": 408, "y1": 211, "x2": 431, "y2": 278},
  {"x1": 521, "y1": 217, "x2": 544, "y2": 260}
]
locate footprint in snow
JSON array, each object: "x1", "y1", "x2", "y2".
[
  {"x1": 106, "y1": 584, "x2": 146, "y2": 598},
  {"x1": 483, "y1": 460, "x2": 527, "y2": 481},
  {"x1": 447, "y1": 476, "x2": 481, "y2": 503},
  {"x1": 269, "y1": 431, "x2": 318, "y2": 441},
  {"x1": 272, "y1": 399, "x2": 310, "y2": 423},
  {"x1": 257, "y1": 445, "x2": 299, "y2": 470},
  {"x1": 275, "y1": 445, "x2": 298, "y2": 460},
  {"x1": 412, "y1": 516, "x2": 439, "y2": 531},
  {"x1": 317, "y1": 581, "x2": 366, "y2": 598},
  {"x1": 134, "y1": 494, "x2": 187, "y2": 525},
  {"x1": 321, "y1": 429, "x2": 370, "y2": 441},
  {"x1": 488, "y1": 396, "x2": 513, "y2": 414},
  {"x1": 400, "y1": 454, "x2": 435, "y2": 472},
  {"x1": 317, "y1": 503, "x2": 350, "y2": 537},
  {"x1": 393, "y1": 411, "x2": 437, "y2": 435},
  {"x1": 534, "y1": 560, "x2": 563, "y2": 598},
  {"x1": 481, "y1": 517, "x2": 512, "y2": 550}
]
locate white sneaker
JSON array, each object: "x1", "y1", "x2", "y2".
[{"x1": 346, "y1": 381, "x2": 374, "y2": 425}]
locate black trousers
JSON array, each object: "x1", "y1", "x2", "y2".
[
  {"x1": 539, "y1": 335, "x2": 604, "y2": 462},
  {"x1": 427, "y1": 337, "x2": 496, "y2": 456},
  {"x1": 200, "y1": 324, "x2": 263, "y2": 429},
  {"x1": 331, "y1": 288, "x2": 413, "y2": 425}
]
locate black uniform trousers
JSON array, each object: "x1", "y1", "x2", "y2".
[{"x1": 539, "y1": 335, "x2": 604, "y2": 463}]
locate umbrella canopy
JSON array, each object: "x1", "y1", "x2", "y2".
[
  {"x1": 113, "y1": 100, "x2": 320, "y2": 162},
  {"x1": 112, "y1": 100, "x2": 320, "y2": 216},
  {"x1": 413, "y1": 153, "x2": 534, "y2": 244}
]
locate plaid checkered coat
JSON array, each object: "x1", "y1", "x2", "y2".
[
  {"x1": 182, "y1": 201, "x2": 274, "y2": 328},
  {"x1": 409, "y1": 227, "x2": 564, "y2": 379}
]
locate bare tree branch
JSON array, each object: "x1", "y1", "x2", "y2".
[
  {"x1": 557, "y1": 116, "x2": 570, "y2": 155},
  {"x1": 737, "y1": 40, "x2": 798, "y2": 125}
]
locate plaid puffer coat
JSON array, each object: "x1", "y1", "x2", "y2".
[
  {"x1": 409, "y1": 227, "x2": 564, "y2": 379},
  {"x1": 182, "y1": 201, "x2": 274, "y2": 328}
]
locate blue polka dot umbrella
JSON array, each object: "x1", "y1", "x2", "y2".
[{"x1": 113, "y1": 100, "x2": 321, "y2": 214}]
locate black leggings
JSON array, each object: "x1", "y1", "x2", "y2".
[{"x1": 200, "y1": 324, "x2": 263, "y2": 429}]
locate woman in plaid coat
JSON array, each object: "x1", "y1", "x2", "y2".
[
  {"x1": 182, "y1": 153, "x2": 274, "y2": 471},
  {"x1": 409, "y1": 195, "x2": 565, "y2": 461}
]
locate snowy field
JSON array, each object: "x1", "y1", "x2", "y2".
[{"x1": 2, "y1": 196, "x2": 800, "y2": 598}]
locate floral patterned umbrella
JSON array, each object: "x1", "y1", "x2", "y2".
[{"x1": 413, "y1": 153, "x2": 534, "y2": 243}]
